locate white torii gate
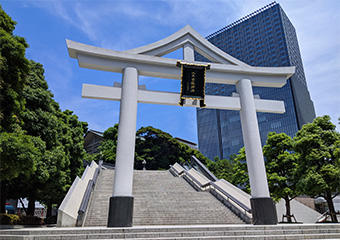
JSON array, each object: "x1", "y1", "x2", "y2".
[{"x1": 67, "y1": 25, "x2": 294, "y2": 227}]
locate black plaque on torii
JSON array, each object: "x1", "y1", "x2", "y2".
[{"x1": 176, "y1": 61, "x2": 210, "y2": 107}]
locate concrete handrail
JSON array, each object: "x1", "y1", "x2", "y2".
[
  {"x1": 185, "y1": 168, "x2": 211, "y2": 189},
  {"x1": 76, "y1": 180, "x2": 94, "y2": 226},
  {"x1": 169, "y1": 162, "x2": 185, "y2": 176},
  {"x1": 76, "y1": 161, "x2": 102, "y2": 227},
  {"x1": 211, "y1": 180, "x2": 251, "y2": 213},
  {"x1": 190, "y1": 155, "x2": 218, "y2": 181},
  {"x1": 57, "y1": 161, "x2": 98, "y2": 227},
  {"x1": 168, "y1": 162, "x2": 251, "y2": 223}
]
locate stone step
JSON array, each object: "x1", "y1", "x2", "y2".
[
  {"x1": 84, "y1": 169, "x2": 244, "y2": 226},
  {"x1": 1, "y1": 225, "x2": 340, "y2": 240},
  {"x1": 1, "y1": 224, "x2": 340, "y2": 234}
]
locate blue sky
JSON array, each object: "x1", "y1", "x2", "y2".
[{"x1": 2, "y1": 0, "x2": 339, "y2": 143}]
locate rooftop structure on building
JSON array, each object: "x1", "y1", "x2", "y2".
[
  {"x1": 84, "y1": 130, "x2": 104, "y2": 154},
  {"x1": 175, "y1": 137, "x2": 198, "y2": 149}
]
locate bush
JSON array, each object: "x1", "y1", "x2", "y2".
[
  {"x1": 0, "y1": 214, "x2": 20, "y2": 225},
  {"x1": 19, "y1": 215, "x2": 44, "y2": 225},
  {"x1": 45, "y1": 215, "x2": 57, "y2": 224}
]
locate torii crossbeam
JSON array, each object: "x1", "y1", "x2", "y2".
[{"x1": 67, "y1": 25, "x2": 295, "y2": 226}]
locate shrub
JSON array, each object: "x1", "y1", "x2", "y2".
[
  {"x1": 19, "y1": 215, "x2": 44, "y2": 225},
  {"x1": 45, "y1": 215, "x2": 57, "y2": 224},
  {"x1": 0, "y1": 214, "x2": 20, "y2": 225}
]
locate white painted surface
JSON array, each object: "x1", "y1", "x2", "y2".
[
  {"x1": 82, "y1": 84, "x2": 285, "y2": 114},
  {"x1": 126, "y1": 25, "x2": 244, "y2": 65},
  {"x1": 67, "y1": 31, "x2": 294, "y2": 88},
  {"x1": 236, "y1": 79, "x2": 270, "y2": 198},
  {"x1": 276, "y1": 199, "x2": 320, "y2": 223},
  {"x1": 57, "y1": 161, "x2": 98, "y2": 227},
  {"x1": 183, "y1": 42, "x2": 195, "y2": 62},
  {"x1": 75, "y1": 52, "x2": 291, "y2": 88},
  {"x1": 112, "y1": 67, "x2": 138, "y2": 197}
]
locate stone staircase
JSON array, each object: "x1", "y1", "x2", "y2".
[
  {"x1": 1, "y1": 224, "x2": 340, "y2": 239},
  {"x1": 84, "y1": 169, "x2": 243, "y2": 226},
  {"x1": 84, "y1": 168, "x2": 114, "y2": 226}
]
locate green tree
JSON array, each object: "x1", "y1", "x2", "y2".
[
  {"x1": 206, "y1": 156, "x2": 234, "y2": 182},
  {"x1": 230, "y1": 147, "x2": 250, "y2": 193},
  {"x1": 37, "y1": 146, "x2": 69, "y2": 217},
  {"x1": 135, "y1": 126, "x2": 209, "y2": 170},
  {"x1": 98, "y1": 124, "x2": 119, "y2": 163},
  {"x1": 0, "y1": 7, "x2": 88, "y2": 215},
  {"x1": 13, "y1": 61, "x2": 63, "y2": 215},
  {"x1": 0, "y1": 5, "x2": 29, "y2": 132},
  {"x1": 0, "y1": 132, "x2": 43, "y2": 182},
  {"x1": 98, "y1": 125, "x2": 209, "y2": 170},
  {"x1": 20, "y1": 61, "x2": 87, "y2": 215},
  {"x1": 21, "y1": 61, "x2": 61, "y2": 149},
  {"x1": 0, "y1": 132, "x2": 44, "y2": 213},
  {"x1": 0, "y1": 7, "x2": 33, "y2": 213},
  {"x1": 263, "y1": 132, "x2": 298, "y2": 222},
  {"x1": 294, "y1": 116, "x2": 340, "y2": 223},
  {"x1": 57, "y1": 110, "x2": 87, "y2": 180},
  {"x1": 135, "y1": 126, "x2": 183, "y2": 170}
]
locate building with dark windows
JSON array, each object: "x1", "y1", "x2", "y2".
[
  {"x1": 196, "y1": 2, "x2": 315, "y2": 160},
  {"x1": 84, "y1": 130, "x2": 104, "y2": 154}
]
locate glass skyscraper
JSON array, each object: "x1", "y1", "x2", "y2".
[{"x1": 196, "y1": 2, "x2": 315, "y2": 160}]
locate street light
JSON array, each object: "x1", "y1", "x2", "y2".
[{"x1": 142, "y1": 160, "x2": 146, "y2": 170}]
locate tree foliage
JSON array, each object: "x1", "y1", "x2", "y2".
[
  {"x1": 0, "y1": 7, "x2": 88, "y2": 215},
  {"x1": 98, "y1": 125, "x2": 209, "y2": 170},
  {"x1": 205, "y1": 157, "x2": 234, "y2": 183},
  {"x1": 0, "y1": 132, "x2": 43, "y2": 182},
  {"x1": 135, "y1": 126, "x2": 188, "y2": 170},
  {"x1": 98, "y1": 124, "x2": 119, "y2": 163},
  {"x1": 229, "y1": 148, "x2": 250, "y2": 193},
  {"x1": 294, "y1": 116, "x2": 340, "y2": 222},
  {"x1": 263, "y1": 132, "x2": 298, "y2": 222},
  {"x1": 0, "y1": 5, "x2": 29, "y2": 132}
]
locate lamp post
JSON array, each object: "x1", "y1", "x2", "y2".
[{"x1": 142, "y1": 160, "x2": 146, "y2": 170}]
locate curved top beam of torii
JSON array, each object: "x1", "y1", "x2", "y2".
[
  {"x1": 125, "y1": 25, "x2": 246, "y2": 66},
  {"x1": 66, "y1": 25, "x2": 295, "y2": 88}
]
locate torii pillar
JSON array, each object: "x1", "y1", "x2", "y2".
[
  {"x1": 237, "y1": 79, "x2": 277, "y2": 224},
  {"x1": 107, "y1": 67, "x2": 138, "y2": 227}
]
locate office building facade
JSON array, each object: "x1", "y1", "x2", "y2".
[{"x1": 197, "y1": 2, "x2": 315, "y2": 160}]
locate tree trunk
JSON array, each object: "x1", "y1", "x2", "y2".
[
  {"x1": 46, "y1": 201, "x2": 52, "y2": 218},
  {"x1": 19, "y1": 198, "x2": 28, "y2": 215},
  {"x1": 27, "y1": 197, "x2": 35, "y2": 216},
  {"x1": 0, "y1": 181, "x2": 6, "y2": 213},
  {"x1": 284, "y1": 196, "x2": 292, "y2": 223},
  {"x1": 326, "y1": 192, "x2": 338, "y2": 223}
]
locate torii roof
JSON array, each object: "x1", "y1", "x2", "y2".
[
  {"x1": 125, "y1": 25, "x2": 248, "y2": 66},
  {"x1": 66, "y1": 25, "x2": 294, "y2": 88}
]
